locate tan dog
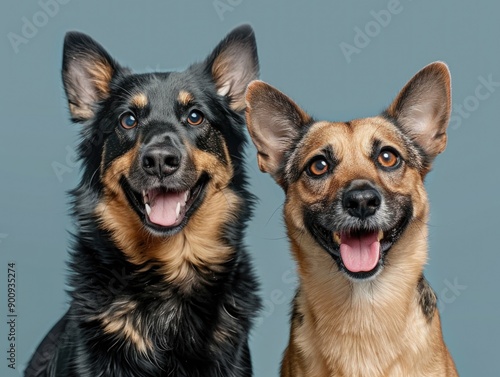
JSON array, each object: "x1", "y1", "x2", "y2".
[{"x1": 245, "y1": 62, "x2": 458, "y2": 377}]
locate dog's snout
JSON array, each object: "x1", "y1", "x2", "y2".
[
  {"x1": 142, "y1": 146, "x2": 181, "y2": 178},
  {"x1": 342, "y1": 187, "x2": 381, "y2": 220}
]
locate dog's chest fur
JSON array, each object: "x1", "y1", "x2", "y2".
[{"x1": 286, "y1": 226, "x2": 452, "y2": 377}]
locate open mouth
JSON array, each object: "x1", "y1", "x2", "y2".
[
  {"x1": 335, "y1": 230, "x2": 384, "y2": 275},
  {"x1": 121, "y1": 174, "x2": 209, "y2": 235},
  {"x1": 305, "y1": 201, "x2": 412, "y2": 280},
  {"x1": 308, "y1": 221, "x2": 402, "y2": 280}
]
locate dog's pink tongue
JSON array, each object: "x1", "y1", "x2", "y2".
[
  {"x1": 340, "y1": 232, "x2": 380, "y2": 273},
  {"x1": 148, "y1": 192, "x2": 184, "y2": 227}
]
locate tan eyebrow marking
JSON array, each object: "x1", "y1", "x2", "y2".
[
  {"x1": 130, "y1": 93, "x2": 148, "y2": 108},
  {"x1": 178, "y1": 90, "x2": 194, "y2": 106}
]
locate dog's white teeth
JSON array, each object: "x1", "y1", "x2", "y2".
[
  {"x1": 145, "y1": 203, "x2": 151, "y2": 216},
  {"x1": 378, "y1": 230, "x2": 384, "y2": 241},
  {"x1": 333, "y1": 232, "x2": 341, "y2": 244},
  {"x1": 175, "y1": 202, "x2": 181, "y2": 219},
  {"x1": 184, "y1": 191, "x2": 189, "y2": 203}
]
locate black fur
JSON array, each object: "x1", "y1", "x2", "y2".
[
  {"x1": 25, "y1": 25, "x2": 260, "y2": 377},
  {"x1": 290, "y1": 291, "x2": 304, "y2": 327},
  {"x1": 417, "y1": 275, "x2": 438, "y2": 322}
]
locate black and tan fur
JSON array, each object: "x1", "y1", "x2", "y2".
[
  {"x1": 25, "y1": 25, "x2": 260, "y2": 377},
  {"x1": 245, "y1": 63, "x2": 458, "y2": 376}
]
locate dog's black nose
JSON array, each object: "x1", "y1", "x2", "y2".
[
  {"x1": 141, "y1": 146, "x2": 181, "y2": 178},
  {"x1": 343, "y1": 187, "x2": 381, "y2": 220}
]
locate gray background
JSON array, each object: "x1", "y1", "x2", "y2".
[{"x1": 1, "y1": 0, "x2": 498, "y2": 375}]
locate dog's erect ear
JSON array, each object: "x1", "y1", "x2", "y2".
[
  {"x1": 386, "y1": 62, "x2": 452, "y2": 160},
  {"x1": 205, "y1": 24, "x2": 259, "y2": 112},
  {"x1": 62, "y1": 32, "x2": 124, "y2": 122},
  {"x1": 245, "y1": 80, "x2": 312, "y2": 183}
]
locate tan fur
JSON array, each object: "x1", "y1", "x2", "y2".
[
  {"x1": 177, "y1": 90, "x2": 194, "y2": 106},
  {"x1": 281, "y1": 119, "x2": 457, "y2": 377},
  {"x1": 291, "y1": 119, "x2": 427, "y2": 210},
  {"x1": 131, "y1": 92, "x2": 148, "y2": 108},
  {"x1": 94, "y1": 300, "x2": 152, "y2": 354},
  {"x1": 68, "y1": 103, "x2": 93, "y2": 120},
  {"x1": 66, "y1": 57, "x2": 115, "y2": 120},
  {"x1": 96, "y1": 138, "x2": 239, "y2": 287},
  {"x1": 245, "y1": 80, "x2": 313, "y2": 182},
  {"x1": 88, "y1": 59, "x2": 114, "y2": 98}
]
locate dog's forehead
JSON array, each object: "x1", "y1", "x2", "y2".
[
  {"x1": 121, "y1": 71, "x2": 208, "y2": 111},
  {"x1": 299, "y1": 117, "x2": 405, "y2": 159}
]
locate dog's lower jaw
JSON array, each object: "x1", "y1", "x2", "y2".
[
  {"x1": 96, "y1": 182, "x2": 243, "y2": 286},
  {"x1": 120, "y1": 174, "x2": 210, "y2": 237},
  {"x1": 282, "y1": 223, "x2": 458, "y2": 377},
  {"x1": 303, "y1": 203, "x2": 414, "y2": 282}
]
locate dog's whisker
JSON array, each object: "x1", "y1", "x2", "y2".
[{"x1": 265, "y1": 203, "x2": 284, "y2": 226}]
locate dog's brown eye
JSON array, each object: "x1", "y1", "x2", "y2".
[
  {"x1": 378, "y1": 148, "x2": 400, "y2": 168},
  {"x1": 120, "y1": 112, "x2": 138, "y2": 129},
  {"x1": 307, "y1": 158, "x2": 329, "y2": 177},
  {"x1": 187, "y1": 110, "x2": 204, "y2": 126}
]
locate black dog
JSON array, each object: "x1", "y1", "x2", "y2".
[{"x1": 25, "y1": 25, "x2": 260, "y2": 377}]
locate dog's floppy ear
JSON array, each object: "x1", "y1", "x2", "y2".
[
  {"x1": 62, "y1": 32, "x2": 125, "y2": 122},
  {"x1": 245, "y1": 80, "x2": 312, "y2": 184},
  {"x1": 205, "y1": 24, "x2": 259, "y2": 112},
  {"x1": 386, "y1": 62, "x2": 451, "y2": 160}
]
